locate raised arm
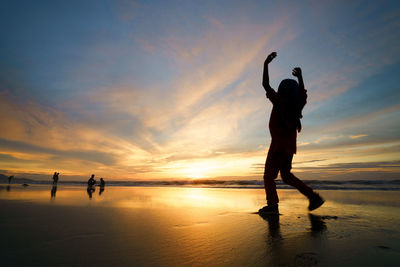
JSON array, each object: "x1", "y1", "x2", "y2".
[
  {"x1": 292, "y1": 67, "x2": 307, "y2": 109},
  {"x1": 262, "y1": 52, "x2": 277, "y2": 92},
  {"x1": 292, "y1": 67, "x2": 305, "y2": 91},
  {"x1": 263, "y1": 52, "x2": 280, "y2": 104}
]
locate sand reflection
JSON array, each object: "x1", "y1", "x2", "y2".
[{"x1": 1, "y1": 185, "x2": 400, "y2": 266}]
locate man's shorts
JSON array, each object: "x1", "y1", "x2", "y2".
[{"x1": 263, "y1": 150, "x2": 294, "y2": 179}]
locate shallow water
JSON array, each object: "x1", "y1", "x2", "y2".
[{"x1": 0, "y1": 185, "x2": 399, "y2": 266}]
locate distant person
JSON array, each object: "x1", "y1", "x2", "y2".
[
  {"x1": 259, "y1": 52, "x2": 324, "y2": 214},
  {"x1": 88, "y1": 174, "x2": 96, "y2": 187},
  {"x1": 52, "y1": 172, "x2": 59, "y2": 185},
  {"x1": 99, "y1": 178, "x2": 105, "y2": 195},
  {"x1": 87, "y1": 174, "x2": 96, "y2": 199},
  {"x1": 8, "y1": 175, "x2": 14, "y2": 184}
]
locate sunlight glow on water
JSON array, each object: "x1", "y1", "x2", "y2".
[{"x1": 1, "y1": 185, "x2": 400, "y2": 266}]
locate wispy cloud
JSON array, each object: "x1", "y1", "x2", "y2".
[
  {"x1": 350, "y1": 134, "x2": 368, "y2": 139},
  {"x1": 1, "y1": 1, "x2": 399, "y2": 180}
]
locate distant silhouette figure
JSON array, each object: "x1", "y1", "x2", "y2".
[
  {"x1": 88, "y1": 174, "x2": 96, "y2": 187},
  {"x1": 51, "y1": 185, "x2": 57, "y2": 198},
  {"x1": 259, "y1": 52, "x2": 324, "y2": 214},
  {"x1": 8, "y1": 175, "x2": 14, "y2": 184},
  {"x1": 99, "y1": 178, "x2": 105, "y2": 195},
  {"x1": 52, "y1": 172, "x2": 59, "y2": 185},
  {"x1": 87, "y1": 174, "x2": 96, "y2": 199}
]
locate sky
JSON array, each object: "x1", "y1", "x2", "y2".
[{"x1": 1, "y1": 0, "x2": 399, "y2": 181}]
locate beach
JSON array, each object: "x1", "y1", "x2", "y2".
[{"x1": 1, "y1": 185, "x2": 399, "y2": 266}]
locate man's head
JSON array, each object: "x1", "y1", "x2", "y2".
[{"x1": 278, "y1": 79, "x2": 299, "y2": 99}]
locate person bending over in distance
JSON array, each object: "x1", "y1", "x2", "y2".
[
  {"x1": 88, "y1": 174, "x2": 96, "y2": 187},
  {"x1": 259, "y1": 52, "x2": 324, "y2": 214}
]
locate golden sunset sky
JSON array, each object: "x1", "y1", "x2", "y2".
[{"x1": 1, "y1": 0, "x2": 399, "y2": 180}]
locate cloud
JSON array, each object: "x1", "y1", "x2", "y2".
[
  {"x1": 79, "y1": 16, "x2": 293, "y2": 155},
  {"x1": 300, "y1": 103, "x2": 400, "y2": 149},
  {"x1": 249, "y1": 160, "x2": 400, "y2": 180},
  {"x1": 0, "y1": 138, "x2": 117, "y2": 165},
  {"x1": 300, "y1": 160, "x2": 400, "y2": 170},
  {"x1": 350, "y1": 134, "x2": 368, "y2": 139},
  {"x1": 1, "y1": 1, "x2": 399, "y2": 180}
]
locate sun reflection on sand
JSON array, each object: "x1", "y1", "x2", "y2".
[{"x1": 1, "y1": 185, "x2": 400, "y2": 266}]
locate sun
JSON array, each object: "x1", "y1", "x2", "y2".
[
  {"x1": 182, "y1": 162, "x2": 215, "y2": 179},
  {"x1": 183, "y1": 167, "x2": 207, "y2": 179}
]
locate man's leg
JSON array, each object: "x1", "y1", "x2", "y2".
[
  {"x1": 279, "y1": 152, "x2": 314, "y2": 198},
  {"x1": 263, "y1": 150, "x2": 279, "y2": 205},
  {"x1": 281, "y1": 171, "x2": 314, "y2": 198}
]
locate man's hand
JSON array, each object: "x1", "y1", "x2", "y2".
[
  {"x1": 265, "y1": 52, "x2": 277, "y2": 64},
  {"x1": 293, "y1": 67, "x2": 305, "y2": 91},
  {"x1": 292, "y1": 67, "x2": 302, "y2": 77}
]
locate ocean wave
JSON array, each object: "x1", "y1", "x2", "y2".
[{"x1": 2, "y1": 177, "x2": 400, "y2": 190}]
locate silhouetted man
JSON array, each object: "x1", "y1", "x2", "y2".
[
  {"x1": 99, "y1": 178, "x2": 105, "y2": 195},
  {"x1": 259, "y1": 52, "x2": 324, "y2": 214},
  {"x1": 52, "y1": 172, "x2": 59, "y2": 185},
  {"x1": 88, "y1": 174, "x2": 96, "y2": 187}
]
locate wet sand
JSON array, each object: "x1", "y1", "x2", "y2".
[{"x1": 0, "y1": 185, "x2": 399, "y2": 266}]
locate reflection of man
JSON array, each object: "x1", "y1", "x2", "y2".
[
  {"x1": 51, "y1": 185, "x2": 57, "y2": 198},
  {"x1": 87, "y1": 186, "x2": 95, "y2": 199},
  {"x1": 308, "y1": 214, "x2": 327, "y2": 235},
  {"x1": 259, "y1": 213, "x2": 328, "y2": 266},
  {"x1": 259, "y1": 213, "x2": 281, "y2": 239}
]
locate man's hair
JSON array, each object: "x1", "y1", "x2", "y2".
[
  {"x1": 277, "y1": 79, "x2": 304, "y2": 132},
  {"x1": 278, "y1": 79, "x2": 299, "y2": 98}
]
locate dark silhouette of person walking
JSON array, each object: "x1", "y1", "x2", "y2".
[
  {"x1": 52, "y1": 172, "x2": 59, "y2": 185},
  {"x1": 8, "y1": 175, "x2": 14, "y2": 184},
  {"x1": 259, "y1": 52, "x2": 324, "y2": 214}
]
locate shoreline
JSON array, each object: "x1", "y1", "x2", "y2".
[{"x1": 2, "y1": 180, "x2": 400, "y2": 191}]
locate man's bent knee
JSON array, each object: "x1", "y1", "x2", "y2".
[
  {"x1": 280, "y1": 171, "x2": 295, "y2": 183},
  {"x1": 264, "y1": 171, "x2": 278, "y2": 181}
]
